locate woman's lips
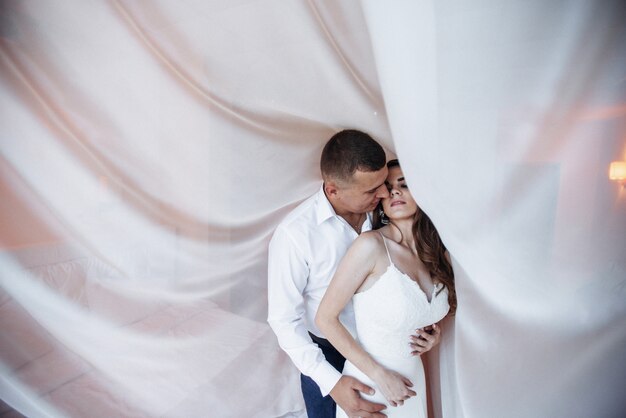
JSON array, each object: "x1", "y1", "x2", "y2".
[{"x1": 390, "y1": 201, "x2": 405, "y2": 207}]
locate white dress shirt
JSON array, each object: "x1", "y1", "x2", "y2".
[{"x1": 267, "y1": 185, "x2": 372, "y2": 396}]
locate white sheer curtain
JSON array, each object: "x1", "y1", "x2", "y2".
[
  {"x1": 1, "y1": 1, "x2": 624, "y2": 417},
  {"x1": 363, "y1": 1, "x2": 626, "y2": 417}
]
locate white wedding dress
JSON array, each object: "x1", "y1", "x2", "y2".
[{"x1": 337, "y1": 235, "x2": 450, "y2": 418}]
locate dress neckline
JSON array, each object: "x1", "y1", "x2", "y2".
[
  {"x1": 378, "y1": 232, "x2": 439, "y2": 303},
  {"x1": 355, "y1": 261, "x2": 442, "y2": 304},
  {"x1": 387, "y1": 263, "x2": 440, "y2": 303}
]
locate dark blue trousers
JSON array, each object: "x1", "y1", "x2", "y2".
[{"x1": 301, "y1": 334, "x2": 346, "y2": 418}]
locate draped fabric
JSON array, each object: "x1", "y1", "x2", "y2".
[{"x1": 1, "y1": 1, "x2": 624, "y2": 417}]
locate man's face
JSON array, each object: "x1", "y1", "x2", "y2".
[{"x1": 334, "y1": 167, "x2": 390, "y2": 214}]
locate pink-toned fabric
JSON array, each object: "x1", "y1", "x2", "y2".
[{"x1": 1, "y1": 1, "x2": 624, "y2": 417}]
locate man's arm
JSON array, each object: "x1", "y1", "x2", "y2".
[
  {"x1": 267, "y1": 226, "x2": 341, "y2": 395},
  {"x1": 268, "y1": 227, "x2": 386, "y2": 418}
]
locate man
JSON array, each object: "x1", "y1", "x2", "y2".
[{"x1": 268, "y1": 130, "x2": 440, "y2": 418}]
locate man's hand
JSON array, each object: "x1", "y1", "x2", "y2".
[
  {"x1": 410, "y1": 323, "x2": 441, "y2": 356},
  {"x1": 330, "y1": 375, "x2": 387, "y2": 418}
]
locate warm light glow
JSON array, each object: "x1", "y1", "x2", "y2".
[{"x1": 609, "y1": 161, "x2": 626, "y2": 181}]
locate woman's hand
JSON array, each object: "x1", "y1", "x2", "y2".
[{"x1": 372, "y1": 367, "x2": 416, "y2": 407}]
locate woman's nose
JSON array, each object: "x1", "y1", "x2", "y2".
[{"x1": 390, "y1": 187, "x2": 401, "y2": 196}]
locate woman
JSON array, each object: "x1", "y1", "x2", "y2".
[{"x1": 316, "y1": 159, "x2": 456, "y2": 417}]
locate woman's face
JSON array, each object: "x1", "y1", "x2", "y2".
[{"x1": 382, "y1": 166, "x2": 418, "y2": 220}]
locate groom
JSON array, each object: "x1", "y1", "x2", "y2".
[{"x1": 268, "y1": 130, "x2": 440, "y2": 418}]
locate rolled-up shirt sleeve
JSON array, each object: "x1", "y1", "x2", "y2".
[{"x1": 267, "y1": 225, "x2": 341, "y2": 396}]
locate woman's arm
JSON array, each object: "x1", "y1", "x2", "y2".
[{"x1": 315, "y1": 233, "x2": 416, "y2": 407}]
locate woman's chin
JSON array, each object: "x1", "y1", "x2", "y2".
[{"x1": 387, "y1": 212, "x2": 416, "y2": 221}]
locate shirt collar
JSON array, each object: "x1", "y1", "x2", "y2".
[
  {"x1": 315, "y1": 184, "x2": 336, "y2": 225},
  {"x1": 315, "y1": 184, "x2": 374, "y2": 232},
  {"x1": 362, "y1": 212, "x2": 373, "y2": 232}
]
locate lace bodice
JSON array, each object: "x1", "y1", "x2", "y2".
[{"x1": 352, "y1": 236, "x2": 450, "y2": 358}]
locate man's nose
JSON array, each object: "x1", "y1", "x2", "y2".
[{"x1": 376, "y1": 184, "x2": 389, "y2": 198}]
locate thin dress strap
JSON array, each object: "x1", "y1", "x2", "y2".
[{"x1": 379, "y1": 232, "x2": 393, "y2": 265}]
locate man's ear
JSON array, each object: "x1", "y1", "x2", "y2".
[{"x1": 324, "y1": 180, "x2": 339, "y2": 198}]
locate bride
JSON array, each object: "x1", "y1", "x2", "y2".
[{"x1": 316, "y1": 159, "x2": 457, "y2": 417}]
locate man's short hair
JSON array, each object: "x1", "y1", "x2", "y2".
[{"x1": 320, "y1": 130, "x2": 386, "y2": 183}]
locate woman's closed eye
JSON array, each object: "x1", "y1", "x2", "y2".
[{"x1": 387, "y1": 183, "x2": 407, "y2": 191}]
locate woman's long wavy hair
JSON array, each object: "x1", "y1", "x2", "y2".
[{"x1": 373, "y1": 160, "x2": 457, "y2": 315}]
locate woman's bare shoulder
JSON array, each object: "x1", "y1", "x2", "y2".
[
  {"x1": 357, "y1": 229, "x2": 384, "y2": 242},
  {"x1": 351, "y1": 230, "x2": 385, "y2": 254},
  {"x1": 361, "y1": 226, "x2": 395, "y2": 241},
  {"x1": 351, "y1": 230, "x2": 390, "y2": 293}
]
